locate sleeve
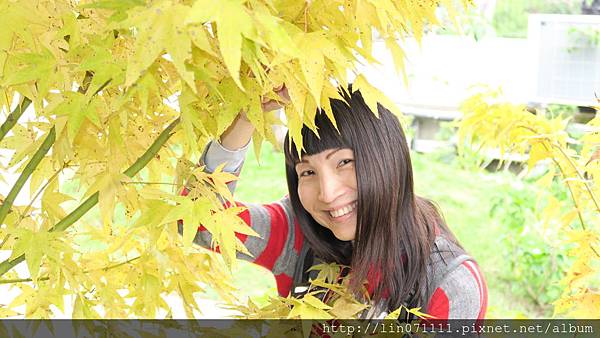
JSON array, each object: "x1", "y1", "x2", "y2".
[
  {"x1": 202, "y1": 139, "x2": 249, "y2": 195},
  {"x1": 426, "y1": 260, "x2": 488, "y2": 320},
  {"x1": 178, "y1": 140, "x2": 305, "y2": 296}
]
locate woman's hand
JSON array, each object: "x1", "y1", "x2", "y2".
[
  {"x1": 220, "y1": 85, "x2": 290, "y2": 151},
  {"x1": 260, "y1": 84, "x2": 290, "y2": 113}
]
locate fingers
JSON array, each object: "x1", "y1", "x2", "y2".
[
  {"x1": 261, "y1": 99, "x2": 282, "y2": 112},
  {"x1": 259, "y1": 84, "x2": 290, "y2": 112},
  {"x1": 275, "y1": 85, "x2": 290, "y2": 103}
]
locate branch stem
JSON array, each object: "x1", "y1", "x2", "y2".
[
  {"x1": 122, "y1": 181, "x2": 178, "y2": 186},
  {"x1": 0, "y1": 127, "x2": 56, "y2": 226},
  {"x1": 551, "y1": 142, "x2": 600, "y2": 213},
  {"x1": 0, "y1": 97, "x2": 31, "y2": 143},
  {"x1": 519, "y1": 125, "x2": 600, "y2": 213},
  {"x1": 0, "y1": 256, "x2": 141, "y2": 285},
  {"x1": 0, "y1": 118, "x2": 180, "y2": 278},
  {"x1": 517, "y1": 124, "x2": 600, "y2": 257},
  {"x1": 15, "y1": 161, "x2": 68, "y2": 228}
]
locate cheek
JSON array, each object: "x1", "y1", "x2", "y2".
[
  {"x1": 297, "y1": 184, "x2": 312, "y2": 210},
  {"x1": 345, "y1": 167, "x2": 358, "y2": 190},
  {"x1": 298, "y1": 182, "x2": 322, "y2": 220}
]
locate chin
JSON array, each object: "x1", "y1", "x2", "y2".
[{"x1": 332, "y1": 232, "x2": 355, "y2": 242}]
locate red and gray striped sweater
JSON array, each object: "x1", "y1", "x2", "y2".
[{"x1": 182, "y1": 141, "x2": 488, "y2": 320}]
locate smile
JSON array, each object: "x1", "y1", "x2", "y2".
[{"x1": 329, "y1": 202, "x2": 357, "y2": 218}]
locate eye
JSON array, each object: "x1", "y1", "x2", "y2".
[
  {"x1": 338, "y1": 159, "x2": 354, "y2": 167},
  {"x1": 299, "y1": 170, "x2": 315, "y2": 177}
]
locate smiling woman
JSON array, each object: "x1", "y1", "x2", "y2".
[
  {"x1": 293, "y1": 147, "x2": 358, "y2": 241},
  {"x1": 181, "y1": 86, "x2": 487, "y2": 321}
]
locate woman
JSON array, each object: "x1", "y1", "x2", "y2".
[{"x1": 182, "y1": 86, "x2": 487, "y2": 320}]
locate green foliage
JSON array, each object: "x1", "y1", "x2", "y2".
[
  {"x1": 427, "y1": 120, "x2": 489, "y2": 171},
  {"x1": 567, "y1": 26, "x2": 600, "y2": 53},
  {"x1": 434, "y1": 6, "x2": 495, "y2": 40},
  {"x1": 547, "y1": 104, "x2": 580, "y2": 119},
  {"x1": 492, "y1": 0, "x2": 580, "y2": 38},
  {"x1": 489, "y1": 179, "x2": 570, "y2": 314},
  {"x1": 458, "y1": 88, "x2": 600, "y2": 318},
  {"x1": 236, "y1": 141, "x2": 562, "y2": 318}
]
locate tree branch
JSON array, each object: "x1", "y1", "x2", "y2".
[
  {"x1": 0, "y1": 72, "x2": 99, "y2": 226},
  {"x1": 517, "y1": 125, "x2": 600, "y2": 258},
  {"x1": 122, "y1": 181, "x2": 178, "y2": 186},
  {"x1": 551, "y1": 142, "x2": 600, "y2": 213},
  {"x1": 518, "y1": 124, "x2": 600, "y2": 214},
  {"x1": 14, "y1": 161, "x2": 69, "y2": 227},
  {"x1": 0, "y1": 127, "x2": 56, "y2": 225},
  {"x1": 0, "y1": 255, "x2": 141, "y2": 285},
  {"x1": 0, "y1": 97, "x2": 32, "y2": 143},
  {"x1": 0, "y1": 118, "x2": 180, "y2": 278}
]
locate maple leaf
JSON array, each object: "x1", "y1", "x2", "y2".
[
  {"x1": 9, "y1": 229, "x2": 48, "y2": 281},
  {"x1": 80, "y1": 0, "x2": 145, "y2": 22},
  {"x1": 406, "y1": 306, "x2": 437, "y2": 319},
  {"x1": 308, "y1": 262, "x2": 342, "y2": 283},
  {"x1": 125, "y1": 1, "x2": 195, "y2": 90},
  {"x1": 287, "y1": 294, "x2": 333, "y2": 320},
  {"x1": 187, "y1": 0, "x2": 257, "y2": 90},
  {"x1": 2, "y1": 48, "x2": 59, "y2": 99},
  {"x1": 50, "y1": 92, "x2": 102, "y2": 144},
  {"x1": 162, "y1": 198, "x2": 208, "y2": 248},
  {"x1": 77, "y1": 36, "x2": 124, "y2": 96},
  {"x1": 330, "y1": 296, "x2": 368, "y2": 318},
  {"x1": 84, "y1": 170, "x2": 130, "y2": 226},
  {"x1": 353, "y1": 74, "x2": 403, "y2": 119},
  {"x1": 297, "y1": 33, "x2": 326, "y2": 105}
]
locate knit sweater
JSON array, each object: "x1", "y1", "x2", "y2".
[{"x1": 181, "y1": 140, "x2": 488, "y2": 320}]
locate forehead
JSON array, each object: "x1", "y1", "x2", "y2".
[{"x1": 296, "y1": 148, "x2": 353, "y2": 164}]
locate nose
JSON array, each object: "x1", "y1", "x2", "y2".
[{"x1": 317, "y1": 170, "x2": 345, "y2": 204}]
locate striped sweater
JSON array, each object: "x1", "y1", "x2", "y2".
[{"x1": 181, "y1": 141, "x2": 488, "y2": 320}]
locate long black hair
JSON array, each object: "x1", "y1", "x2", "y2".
[{"x1": 284, "y1": 87, "x2": 462, "y2": 311}]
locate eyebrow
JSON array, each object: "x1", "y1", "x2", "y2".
[{"x1": 296, "y1": 148, "x2": 343, "y2": 164}]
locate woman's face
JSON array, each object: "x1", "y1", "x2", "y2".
[{"x1": 295, "y1": 148, "x2": 358, "y2": 241}]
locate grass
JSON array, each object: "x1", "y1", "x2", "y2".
[
  {"x1": 225, "y1": 141, "x2": 550, "y2": 318},
  {"x1": 56, "y1": 140, "x2": 553, "y2": 317}
]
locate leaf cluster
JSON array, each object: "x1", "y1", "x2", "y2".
[
  {"x1": 458, "y1": 89, "x2": 600, "y2": 318},
  {"x1": 0, "y1": 0, "x2": 468, "y2": 318}
]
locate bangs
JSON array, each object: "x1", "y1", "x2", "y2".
[{"x1": 284, "y1": 108, "x2": 351, "y2": 167}]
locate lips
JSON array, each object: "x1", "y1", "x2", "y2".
[{"x1": 329, "y1": 201, "x2": 357, "y2": 218}]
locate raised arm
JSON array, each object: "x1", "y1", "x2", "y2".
[
  {"x1": 196, "y1": 116, "x2": 253, "y2": 197},
  {"x1": 219, "y1": 113, "x2": 255, "y2": 152},
  {"x1": 179, "y1": 87, "x2": 304, "y2": 296},
  {"x1": 220, "y1": 83, "x2": 289, "y2": 151}
]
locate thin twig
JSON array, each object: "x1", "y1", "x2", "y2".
[
  {"x1": 516, "y1": 125, "x2": 600, "y2": 258},
  {"x1": 0, "y1": 128, "x2": 56, "y2": 226},
  {"x1": 304, "y1": 4, "x2": 309, "y2": 32},
  {"x1": 541, "y1": 144, "x2": 598, "y2": 260},
  {"x1": 0, "y1": 234, "x2": 9, "y2": 250},
  {"x1": 519, "y1": 124, "x2": 600, "y2": 214},
  {"x1": 15, "y1": 161, "x2": 69, "y2": 226},
  {"x1": 0, "y1": 118, "x2": 180, "y2": 278},
  {"x1": 551, "y1": 142, "x2": 600, "y2": 212},
  {"x1": 0, "y1": 256, "x2": 141, "y2": 285},
  {"x1": 547, "y1": 147, "x2": 587, "y2": 230},
  {"x1": 0, "y1": 70, "x2": 103, "y2": 227},
  {"x1": 122, "y1": 181, "x2": 178, "y2": 186},
  {"x1": 65, "y1": 161, "x2": 107, "y2": 168},
  {"x1": 77, "y1": 71, "x2": 94, "y2": 94},
  {"x1": 0, "y1": 97, "x2": 32, "y2": 143}
]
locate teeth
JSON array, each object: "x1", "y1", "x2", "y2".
[{"x1": 329, "y1": 202, "x2": 357, "y2": 218}]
